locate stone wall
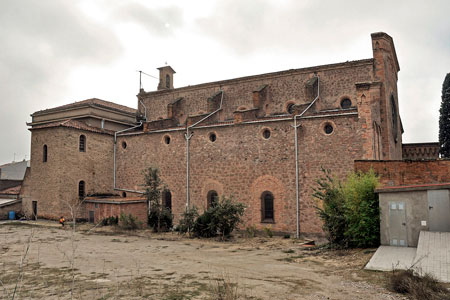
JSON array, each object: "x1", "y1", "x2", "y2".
[
  {"x1": 0, "y1": 201, "x2": 22, "y2": 220},
  {"x1": 354, "y1": 159, "x2": 450, "y2": 187},
  {"x1": 85, "y1": 201, "x2": 147, "y2": 224},
  {"x1": 28, "y1": 127, "x2": 115, "y2": 220},
  {"x1": 117, "y1": 113, "x2": 367, "y2": 234}
]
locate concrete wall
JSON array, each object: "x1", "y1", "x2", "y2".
[{"x1": 379, "y1": 191, "x2": 429, "y2": 247}]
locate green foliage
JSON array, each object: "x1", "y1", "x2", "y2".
[
  {"x1": 439, "y1": 73, "x2": 450, "y2": 158},
  {"x1": 101, "y1": 216, "x2": 118, "y2": 226},
  {"x1": 118, "y1": 213, "x2": 142, "y2": 230},
  {"x1": 143, "y1": 167, "x2": 172, "y2": 232},
  {"x1": 342, "y1": 169, "x2": 380, "y2": 247},
  {"x1": 178, "y1": 206, "x2": 199, "y2": 236},
  {"x1": 148, "y1": 208, "x2": 173, "y2": 231},
  {"x1": 192, "y1": 196, "x2": 246, "y2": 239},
  {"x1": 193, "y1": 210, "x2": 217, "y2": 238},
  {"x1": 263, "y1": 226, "x2": 273, "y2": 238},
  {"x1": 313, "y1": 168, "x2": 347, "y2": 247},
  {"x1": 245, "y1": 225, "x2": 257, "y2": 238},
  {"x1": 313, "y1": 168, "x2": 380, "y2": 248}
]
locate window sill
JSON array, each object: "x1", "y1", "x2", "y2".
[{"x1": 261, "y1": 220, "x2": 275, "y2": 224}]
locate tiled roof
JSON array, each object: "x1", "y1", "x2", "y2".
[
  {"x1": 32, "y1": 98, "x2": 137, "y2": 116},
  {"x1": 0, "y1": 185, "x2": 21, "y2": 195},
  {"x1": 30, "y1": 119, "x2": 115, "y2": 135},
  {"x1": 0, "y1": 160, "x2": 29, "y2": 180}
]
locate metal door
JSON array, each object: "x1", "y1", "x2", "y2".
[
  {"x1": 389, "y1": 201, "x2": 407, "y2": 246},
  {"x1": 428, "y1": 190, "x2": 450, "y2": 232},
  {"x1": 89, "y1": 211, "x2": 95, "y2": 223}
]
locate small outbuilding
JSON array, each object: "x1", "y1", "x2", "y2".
[{"x1": 377, "y1": 183, "x2": 450, "y2": 247}]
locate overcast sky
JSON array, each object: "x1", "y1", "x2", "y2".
[{"x1": 0, "y1": 0, "x2": 449, "y2": 165}]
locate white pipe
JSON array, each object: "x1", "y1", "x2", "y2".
[
  {"x1": 293, "y1": 75, "x2": 320, "y2": 239},
  {"x1": 139, "y1": 99, "x2": 148, "y2": 121},
  {"x1": 113, "y1": 121, "x2": 144, "y2": 194},
  {"x1": 185, "y1": 90, "x2": 224, "y2": 208}
]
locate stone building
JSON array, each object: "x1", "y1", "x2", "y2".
[{"x1": 24, "y1": 32, "x2": 403, "y2": 236}]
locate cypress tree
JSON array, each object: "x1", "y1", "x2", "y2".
[{"x1": 439, "y1": 73, "x2": 450, "y2": 158}]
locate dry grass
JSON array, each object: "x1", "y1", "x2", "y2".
[
  {"x1": 388, "y1": 269, "x2": 450, "y2": 300},
  {"x1": 208, "y1": 274, "x2": 240, "y2": 300}
]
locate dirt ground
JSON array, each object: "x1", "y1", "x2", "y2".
[{"x1": 0, "y1": 221, "x2": 407, "y2": 300}]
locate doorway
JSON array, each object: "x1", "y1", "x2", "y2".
[
  {"x1": 428, "y1": 190, "x2": 450, "y2": 232},
  {"x1": 32, "y1": 201, "x2": 37, "y2": 220},
  {"x1": 388, "y1": 201, "x2": 407, "y2": 246}
]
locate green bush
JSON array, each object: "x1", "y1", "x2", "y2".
[
  {"x1": 119, "y1": 213, "x2": 142, "y2": 230},
  {"x1": 178, "y1": 206, "x2": 199, "y2": 236},
  {"x1": 101, "y1": 216, "x2": 118, "y2": 226},
  {"x1": 313, "y1": 168, "x2": 379, "y2": 248},
  {"x1": 263, "y1": 226, "x2": 273, "y2": 238},
  {"x1": 148, "y1": 207, "x2": 173, "y2": 232},
  {"x1": 342, "y1": 170, "x2": 380, "y2": 247},
  {"x1": 193, "y1": 210, "x2": 217, "y2": 238},
  {"x1": 193, "y1": 196, "x2": 246, "y2": 239}
]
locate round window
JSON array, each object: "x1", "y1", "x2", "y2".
[
  {"x1": 209, "y1": 132, "x2": 217, "y2": 142},
  {"x1": 122, "y1": 141, "x2": 127, "y2": 149},
  {"x1": 164, "y1": 135, "x2": 171, "y2": 145},
  {"x1": 324, "y1": 123, "x2": 334, "y2": 134},
  {"x1": 340, "y1": 98, "x2": 352, "y2": 109},
  {"x1": 262, "y1": 129, "x2": 271, "y2": 139}
]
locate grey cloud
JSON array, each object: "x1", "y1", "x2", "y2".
[
  {"x1": 0, "y1": 0, "x2": 123, "y2": 164},
  {"x1": 113, "y1": 2, "x2": 183, "y2": 36}
]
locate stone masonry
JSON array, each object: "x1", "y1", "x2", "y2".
[{"x1": 26, "y1": 32, "x2": 402, "y2": 236}]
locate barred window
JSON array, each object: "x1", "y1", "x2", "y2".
[
  {"x1": 261, "y1": 191, "x2": 274, "y2": 222},
  {"x1": 207, "y1": 190, "x2": 219, "y2": 209},
  {"x1": 78, "y1": 181, "x2": 85, "y2": 199},
  {"x1": 79, "y1": 135, "x2": 86, "y2": 152}
]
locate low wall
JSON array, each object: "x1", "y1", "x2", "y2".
[
  {"x1": 85, "y1": 201, "x2": 147, "y2": 224},
  {"x1": 0, "y1": 200, "x2": 22, "y2": 220},
  {"x1": 355, "y1": 159, "x2": 450, "y2": 186}
]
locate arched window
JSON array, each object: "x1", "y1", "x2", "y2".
[
  {"x1": 79, "y1": 135, "x2": 86, "y2": 152},
  {"x1": 391, "y1": 95, "x2": 398, "y2": 143},
  {"x1": 43, "y1": 145, "x2": 48, "y2": 162},
  {"x1": 207, "y1": 190, "x2": 219, "y2": 209},
  {"x1": 166, "y1": 74, "x2": 170, "y2": 89},
  {"x1": 261, "y1": 191, "x2": 274, "y2": 222},
  {"x1": 78, "y1": 181, "x2": 85, "y2": 199},
  {"x1": 163, "y1": 190, "x2": 172, "y2": 211}
]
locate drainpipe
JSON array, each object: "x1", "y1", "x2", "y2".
[
  {"x1": 293, "y1": 75, "x2": 320, "y2": 239},
  {"x1": 114, "y1": 121, "x2": 144, "y2": 194},
  {"x1": 185, "y1": 90, "x2": 224, "y2": 208}
]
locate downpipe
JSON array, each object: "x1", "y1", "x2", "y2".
[
  {"x1": 113, "y1": 121, "x2": 145, "y2": 194},
  {"x1": 185, "y1": 90, "x2": 224, "y2": 209},
  {"x1": 293, "y1": 75, "x2": 320, "y2": 239}
]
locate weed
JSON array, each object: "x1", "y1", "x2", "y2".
[
  {"x1": 263, "y1": 226, "x2": 273, "y2": 238},
  {"x1": 245, "y1": 225, "x2": 257, "y2": 238},
  {"x1": 388, "y1": 269, "x2": 450, "y2": 300}
]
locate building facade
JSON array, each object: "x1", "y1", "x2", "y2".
[{"x1": 25, "y1": 32, "x2": 402, "y2": 236}]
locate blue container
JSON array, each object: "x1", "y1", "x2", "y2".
[{"x1": 8, "y1": 211, "x2": 15, "y2": 220}]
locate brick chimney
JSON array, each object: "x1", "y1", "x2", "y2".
[{"x1": 157, "y1": 66, "x2": 176, "y2": 90}]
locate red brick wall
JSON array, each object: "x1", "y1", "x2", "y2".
[
  {"x1": 85, "y1": 201, "x2": 147, "y2": 224},
  {"x1": 354, "y1": 160, "x2": 450, "y2": 187},
  {"x1": 117, "y1": 113, "x2": 368, "y2": 234}
]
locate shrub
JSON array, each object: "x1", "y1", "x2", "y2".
[
  {"x1": 148, "y1": 207, "x2": 173, "y2": 232},
  {"x1": 101, "y1": 216, "x2": 118, "y2": 226},
  {"x1": 313, "y1": 168, "x2": 379, "y2": 248},
  {"x1": 178, "y1": 206, "x2": 199, "y2": 236},
  {"x1": 193, "y1": 210, "x2": 217, "y2": 238},
  {"x1": 118, "y1": 213, "x2": 141, "y2": 230},
  {"x1": 388, "y1": 269, "x2": 450, "y2": 300},
  {"x1": 313, "y1": 168, "x2": 348, "y2": 247},
  {"x1": 245, "y1": 225, "x2": 257, "y2": 238},
  {"x1": 193, "y1": 196, "x2": 246, "y2": 239},
  {"x1": 263, "y1": 226, "x2": 273, "y2": 238},
  {"x1": 342, "y1": 169, "x2": 380, "y2": 247}
]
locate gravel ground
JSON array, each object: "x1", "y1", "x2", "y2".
[{"x1": 0, "y1": 221, "x2": 407, "y2": 299}]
